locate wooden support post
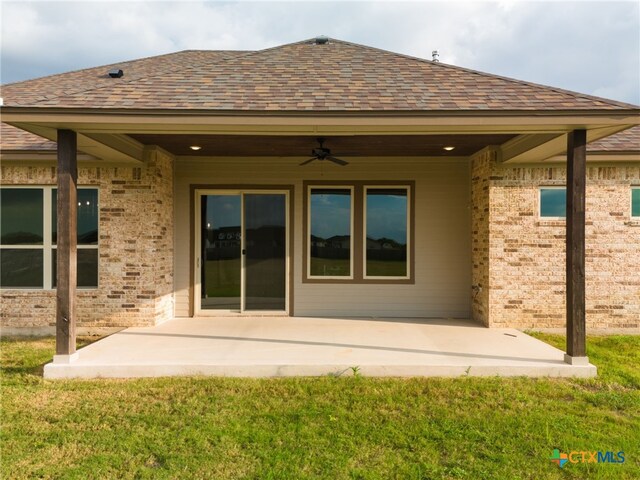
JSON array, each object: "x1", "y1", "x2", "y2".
[
  {"x1": 565, "y1": 129, "x2": 587, "y2": 363},
  {"x1": 55, "y1": 129, "x2": 78, "y2": 359}
]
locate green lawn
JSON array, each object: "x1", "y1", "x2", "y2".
[
  {"x1": 1, "y1": 334, "x2": 639, "y2": 479},
  {"x1": 204, "y1": 258, "x2": 241, "y2": 297},
  {"x1": 310, "y1": 258, "x2": 407, "y2": 277}
]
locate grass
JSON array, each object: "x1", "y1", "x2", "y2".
[
  {"x1": 1, "y1": 334, "x2": 639, "y2": 479},
  {"x1": 204, "y1": 258, "x2": 241, "y2": 297},
  {"x1": 310, "y1": 258, "x2": 407, "y2": 277}
]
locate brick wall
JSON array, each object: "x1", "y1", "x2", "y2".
[
  {"x1": 470, "y1": 148, "x2": 493, "y2": 326},
  {"x1": 472, "y1": 150, "x2": 640, "y2": 329},
  {"x1": 0, "y1": 147, "x2": 174, "y2": 329}
]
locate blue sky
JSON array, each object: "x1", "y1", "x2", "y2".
[{"x1": 1, "y1": 1, "x2": 639, "y2": 105}]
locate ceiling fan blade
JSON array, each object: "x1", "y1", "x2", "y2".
[
  {"x1": 299, "y1": 157, "x2": 318, "y2": 166},
  {"x1": 326, "y1": 155, "x2": 349, "y2": 166}
]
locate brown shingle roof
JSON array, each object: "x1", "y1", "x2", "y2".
[
  {"x1": 587, "y1": 126, "x2": 640, "y2": 152},
  {"x1": 0, "y1": 123, "x2": 57, "y2": 150},
  {"x1": 2, "y1": 38, "x2": 637, "y2": 111},
  {"x1": 1, "y1": 49, "x2": 249, "y2": 108}
]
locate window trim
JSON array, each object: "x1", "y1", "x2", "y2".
[
  {"x1": 306, "y1": 185, "x2": 355, "y2": 280},
  {"x1": 631, "y1": 186, "x2": 640, "y2": 219},
  {"x1": 302, "y1": 180, "x2": 415, "y2": 285},
  {"x1": 0, "y1": 185, "x2": 99, "y2": 291},
  {"x1": 539, "y1": 186, "x2": 567, "y2": 220},
  {"x1": 363, "y1": 185, "x2": 411, "y2": 280}
]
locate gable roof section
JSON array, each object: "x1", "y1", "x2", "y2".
[{"x1": 1, "y1": 38, "x2": 636, "y2": 112}]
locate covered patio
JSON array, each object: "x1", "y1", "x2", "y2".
[
  {"x1": 3, "y1": 37, "x2": 638, "y2": 378},
  {"x1": 43, "y1": 316, "x2": 596, "y2": 378}
]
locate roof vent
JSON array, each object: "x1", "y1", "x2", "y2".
[
  {"x1": 432, "y1": 50, "x2": 440, "y2": 63},
  {"x1": 314, "y1": 35, "x2": 329, "y2": 45},
  {"x1": 108, "y1": 69, "x2": 124, "y2": 78}
]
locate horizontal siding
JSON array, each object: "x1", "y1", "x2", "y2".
[{"x1": 174, "y1": 157, "x2": 471, "y2": 318}]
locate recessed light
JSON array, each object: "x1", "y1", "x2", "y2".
[
  {"x1": 189, "y1": 145, "x2": 202, "y2": 151},
  {"x1": 443, "y1": 146, "x2": 455, "y2": 151}
]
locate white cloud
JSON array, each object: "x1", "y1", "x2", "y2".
[{"x1": 1, "y1": 0, "x2": 638, "y2": 104}]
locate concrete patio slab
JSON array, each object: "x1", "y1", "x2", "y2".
[{"x1": 43, "y1": 317, "x2": 597, "y2": 379}]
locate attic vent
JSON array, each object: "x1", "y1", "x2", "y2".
[
  {"x1": 431, "y1": 50, "x2": 440, "y2": 62},
  {"x1": 108, "y1": 69, "x2": 124, "y2": 78},
  {"x1": 314, "y1": 35, "x2": 329, "y2": 45}
]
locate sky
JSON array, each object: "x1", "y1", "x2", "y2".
[{"x1": 0, "y1": 0, "x2": 638, "y2": 105}]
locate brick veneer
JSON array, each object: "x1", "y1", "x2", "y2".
[
  {"x1": 471, "y1": 148, "x2": 640, "y2": 329},
  {"x1": 0, "y1": 147, "x2": 174, "y2": 329}
]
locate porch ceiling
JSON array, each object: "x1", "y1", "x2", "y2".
[{"x1": 128, "y1": 133, "x2": 517, "y2": 157}]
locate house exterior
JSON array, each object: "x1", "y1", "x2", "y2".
[{"x1": 0, "y1": 38, "x2": 638, "y2": 362}]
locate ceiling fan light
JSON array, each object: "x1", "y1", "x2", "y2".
[
  {"x1": 443, "y1": 146, "x2": 455, "y2": 151},
  {"x1": 189, "y1": 145, "x2": 202, "y2": 151}
]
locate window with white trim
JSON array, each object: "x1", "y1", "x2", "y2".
[
  {"x1": 364, "y1": 187, "x2": 409, "y2": 279},
  {"x1": 305, "y1": 182, "x2": 413, "y2": 283},
  {"x1": 308, "y1": 186, "x2": 353, "y2": 278},
  {"x1": 539, "y1": 187, "x2": 566, "y2": 218},
  {"x1": 0, "y1": 187, "x2": 99, "y2": 289}
]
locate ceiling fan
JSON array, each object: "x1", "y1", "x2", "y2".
[{"x1": 299, "y1": 138, "x2": 349, "y2": 166}]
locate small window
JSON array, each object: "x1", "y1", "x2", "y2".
[
  {"x1": 540, "y1": 187, "x2": 566, "y2": 218},
  {"x1": 0, "y1": 187, "x2": 99, "y2": 289},
  {"x1": 364, "y1": 187, "x2": 409, "y2": 278},
  {"x1": 308, "y1": 187, "x2": 353, "y2": 278},
  {"x1": 632, "y1": 187, "x2": 640, "y2": 218}
]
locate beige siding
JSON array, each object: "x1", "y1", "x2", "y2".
[{"x1": 174, "y1": 157, "x2": 472, "y2": 319}]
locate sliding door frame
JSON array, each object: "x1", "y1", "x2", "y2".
[{"x1": 191, "y1": 185, "x2": 294, "y2": 317}]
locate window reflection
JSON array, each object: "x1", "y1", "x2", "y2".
[
  {"x1": 540, "y1": 188, "x2": 566, "y2": 218},
  {"x1": 201, "y1": 195, "x2": 241, "y2": 309},
  {"x1": 52, "y1": 189, "x2": 99, "y2": 244},
  {"x1": 366, "y1": 188, "x2": 408, "y2": 277},
  {"x1": 52, "y1": 249, "x2": 98, "y2": 288},
  {"x1": 0, "y1": 249, "x2": 43, "y2": 288},
  {"x1": 632, "y1": 188, "x2": 640, "y2": 217},
  {"x1": 0, "y1": 189, "x2": 43, "y2": 245},
  {"x1": 310, "y1": 188, "x2": 351, "y2": 277}
]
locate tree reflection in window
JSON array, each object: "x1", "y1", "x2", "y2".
[
  {"x1": 310, "y1": 188, "x2": 352, "y2": 277},
  {"x1": 365, "y1": 188, "x2": 408, "y2": 277}
]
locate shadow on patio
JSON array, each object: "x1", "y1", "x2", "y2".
[{"x1": 44, "y1": 316, "x2": 596, "y2": 379}]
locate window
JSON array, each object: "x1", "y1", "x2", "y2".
[
  {"x1": 305, "y1": 182, "x2": 413, "y2": 283},
  {"x1": 632, "y1": 187, "x2": 640, "y2": 218},
  {"x1": 308, "y1": 187, "x2": 353, "y2": 278},
  {"x1": 364, "y1": 187, "x2": 409, "y2": 279},
  {"x1": 540, "y1": 187, "x2": 566, "y2": 218},
  {"x1": 0, "y1": 187, "x2": 98, "y2": 289}
]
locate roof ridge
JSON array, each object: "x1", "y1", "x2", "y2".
[{"x1": 327, "y1": 37, "x2": 639, "y2": 110}]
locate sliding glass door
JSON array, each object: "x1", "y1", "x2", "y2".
[{"x1": 197, "y1": 191, "x2": 287, "y2": 313}]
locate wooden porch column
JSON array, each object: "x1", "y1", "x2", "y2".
[
  {"x1": 565, "y1": 129, "x2": 588, "y2": 364},
  {"x1": 55, "y1": 129, "x2": 78, "y2": 361}
]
